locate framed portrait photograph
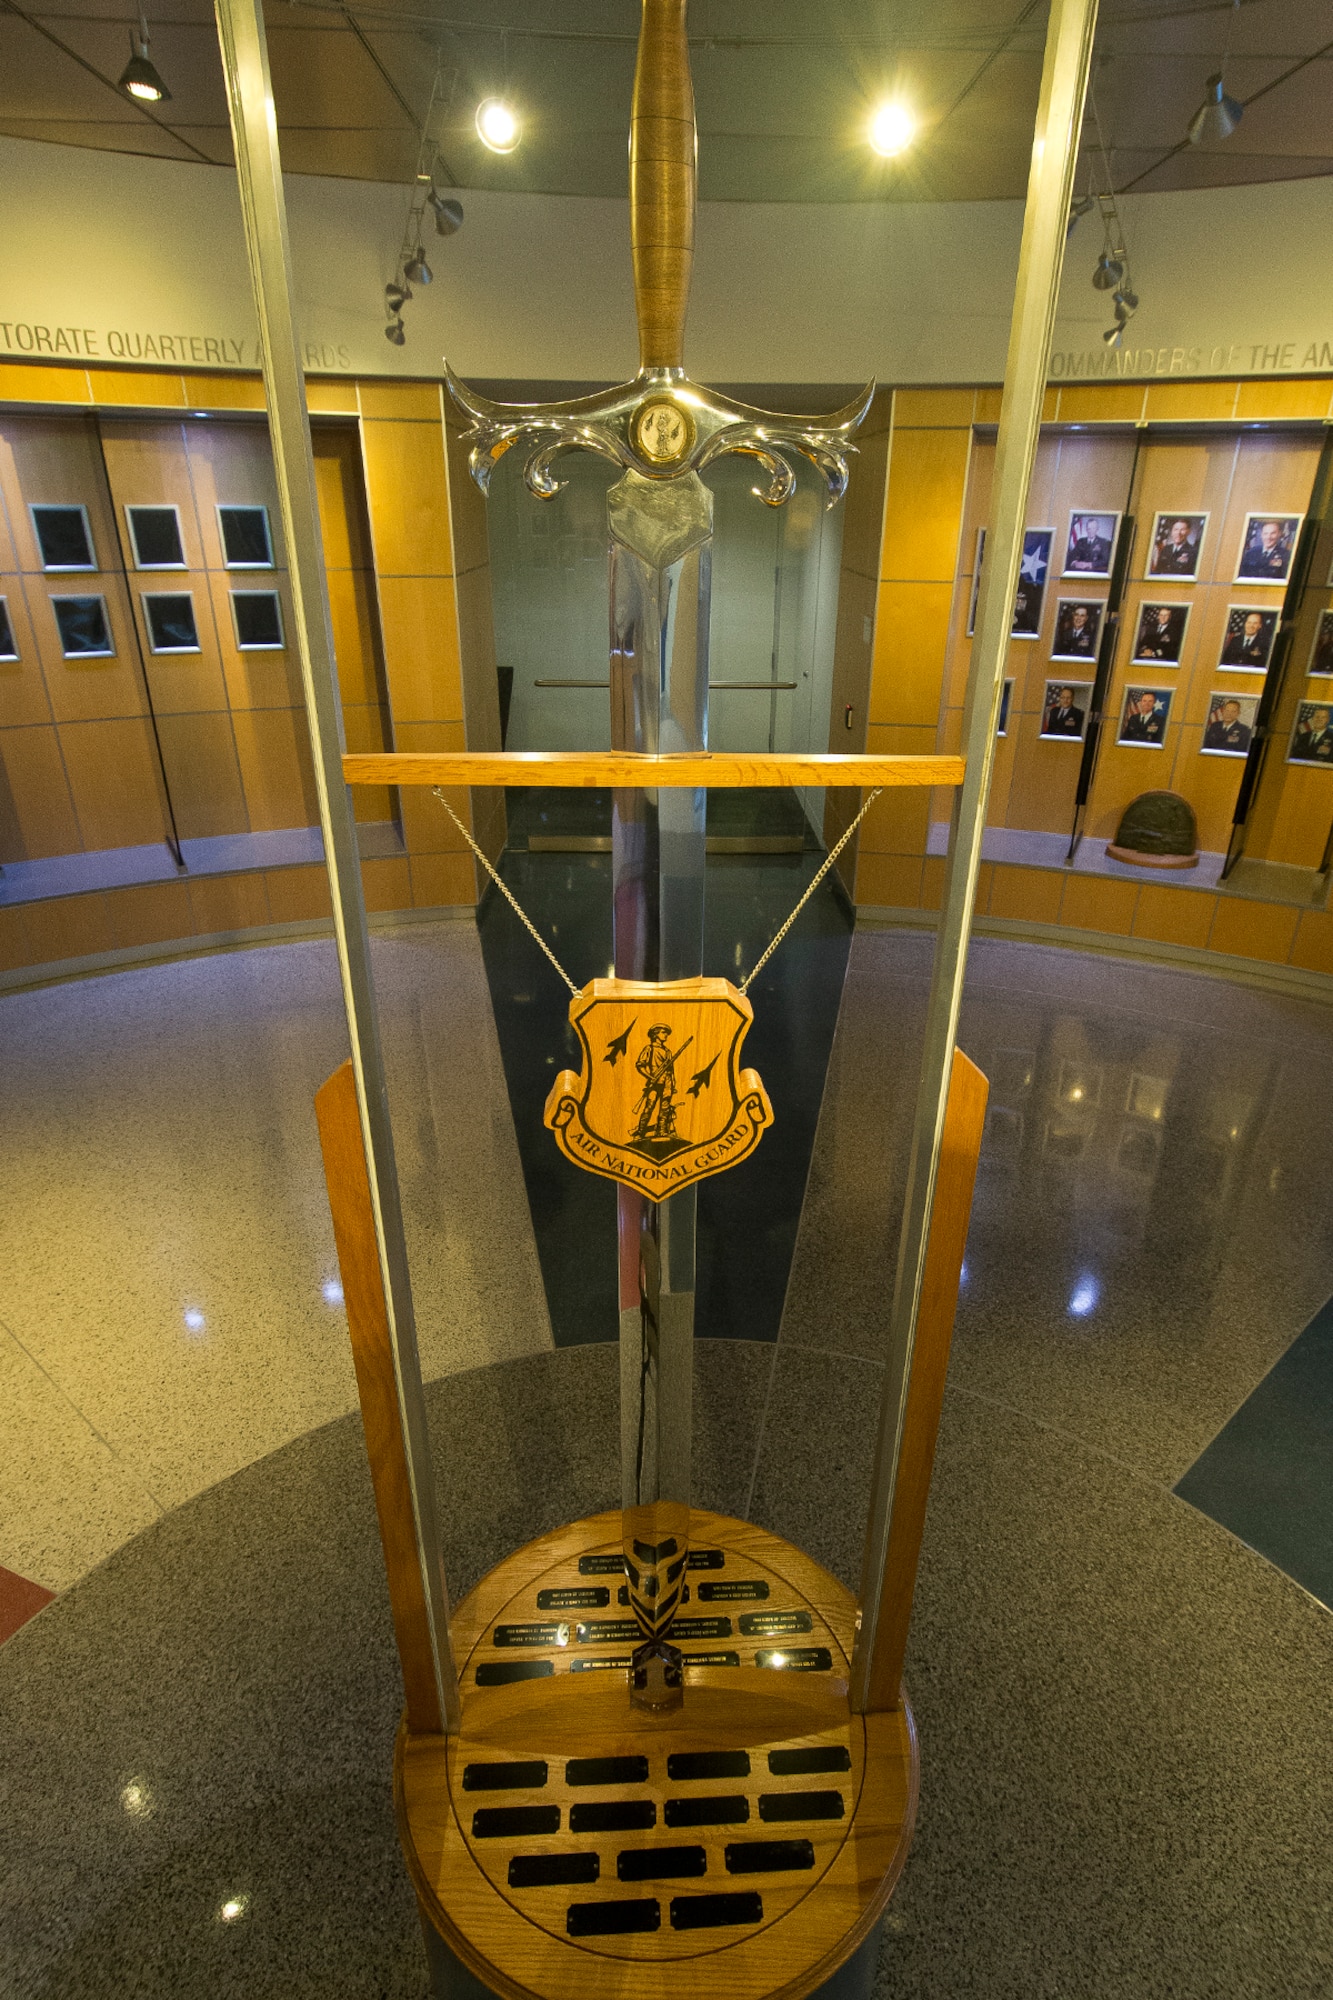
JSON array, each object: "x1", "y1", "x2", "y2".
[
  {"x1": 1131, "y1": 601, "x2": 1190, "y2": 665},
  {"x1": 1063, "y1": 510, "x2": 1119, "y2": 579},
  {"x1": 1218, "y1": 606, "x2": 1277, "y2": 672},
  {"x1": 1236, "y1": 512, "x2": 1301, "y2": 585},
  {"x1": 996, "y1": 677, "x2": 1014, "y2": 737},
  {"x1": 1040, "y1": 680, "x2": 1092, "y2": 742},
  {"x1": 1307, "y1": 609, "x2": 1333, "y2": 676},
  {"x1": 1146, "y1": 512, "x2": 1207, "y2": 581},
  {"x1": 1011, "y1": 528, "x2": 1053, "y2": 638},
  {"x1": 1050, "y1": 598, "x2": 1103, "y2": 662},
  {"x1": 1117, "y1": 685, "x2": 1172, "y2": 748},
  {"x1": 1288, "y1": 700, "x2": 1333, "y2": 765},
  {"x1": 1201, "y1": 691, "x2": 1259, "y2": 758},
  {"x1": 967, "y1": 527, "x2": 985, "y2": 636}
]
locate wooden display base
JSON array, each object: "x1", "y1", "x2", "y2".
[
  {"x1": 1105, "y1": 843, "x2": 1200, "y2": 869},
  {"x1": 397, "y1": 1508, "x2": 919, "y2": 2000}
]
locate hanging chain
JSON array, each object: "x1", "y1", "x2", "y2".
[
  {"x1": 433, "y1": 788, "x2": 579, "y2": 995},
  {"x1": 738, "y1": 787, "x2": 880, "y2": 992},
  {"x1": 431, "y1": 783, "x2": 883, "y2": 999}
]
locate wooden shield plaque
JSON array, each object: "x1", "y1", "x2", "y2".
[{"x1": 543, "y1": 977, "x2": 773, "y2": 1198}]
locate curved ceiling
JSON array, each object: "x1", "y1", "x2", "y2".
[{"x1": 0, "y1": 0, "x2": 1329, "y2": 201}]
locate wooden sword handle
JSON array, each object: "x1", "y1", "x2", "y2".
[{"x1": 629, "y1": 0, "x2": 696, "y2": 372}]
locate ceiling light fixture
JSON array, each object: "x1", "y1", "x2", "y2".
[
  {"x1": 868, "y1": 100, "x2": 915, "y2": 157},
  {"x1": 379, "y1": 55, "x2": 465, "y2": 347},
  {"x1": 1188, "y1": 0, "x2": 1243, "y2": 145},
  {"x1": 384, "y1": 318, "x2": 406, "y2": 347},
  {"x1": 403, "y1": 246, "x2": 433, "y2": 286},
  {"x1": 118, "y1": 13, "x2": 170, "y2": 102},
  {"x1": 427, "y1": 190, "x2": 464, "y2": 237},
  {"x1": 476, "y1": 97, "x2": 521, "y2": 154}
]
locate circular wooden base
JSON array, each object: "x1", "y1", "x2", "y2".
[
  {"x1": 1106, "y1": 843, "x2": 1200, "y2": 869},
  {"x1": 397, "y1": 1509, "x2": 919, "y2": 2000}
]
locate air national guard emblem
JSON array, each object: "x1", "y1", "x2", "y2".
[{"x1": 543, "y1": 977, "x2": 773, "y2": 1198}]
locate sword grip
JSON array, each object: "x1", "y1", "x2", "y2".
[{"x1": 629, "y1": 0, "x2": 695, "y2": 372}]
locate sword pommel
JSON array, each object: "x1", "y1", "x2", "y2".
[{"x1": 630, "y1": 0, "x2": 696, "y2": 374}]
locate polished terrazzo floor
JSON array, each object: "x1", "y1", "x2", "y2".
[{"x1": 1, "y1": 924, "x2": 1331, "y2": 1996}]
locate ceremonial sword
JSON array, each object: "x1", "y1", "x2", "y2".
[{"x1": 447, "y1": 0, "x2": 870, "y2": 1709}]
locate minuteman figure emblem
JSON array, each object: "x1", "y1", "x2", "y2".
[{"x1": 543, "y1": 977, "x2": 773, "y2": 1199}]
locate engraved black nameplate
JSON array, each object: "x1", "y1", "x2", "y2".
[
  {"x1": 681, "y1": 1649, "x2": 741, "y2": 1668},
  {"x1": 570, "y1": 1655, "x2": 632, "y2": 1673},
  {"x1": 664, "y1": 1795, "x2": 750, "y2": 1828},
  {"x1": 755, "y1": 1647, "x2": 832, "y2": 1672},
  {"x1": 494, "y1": 1621, "x2": 569, "y2": 1647},
  {"x1": 758, "y1": 1790, "x2": 845, "y2": 1822},
  {"x1": 538, "y1": 1586, "x2": 609, "y2": 1611},
  {"x1": 509, "y1": 1853, "x2": 598, "y2": 1888},
  {"x1": 575, "y1": 1619, "x2": 641, "y2": 1644},
  {"x1": 578, "y1": 1554, "x2": 626, "y2": 1576},
  {"x1": 567, "y1": 1755, "x2": 649, "y2": 1788},
  {"x1": 725, "y1": 1839, "x2": 815, "y2": 1874},
  {"x1": 472, "y1": 1805, "x2": 561, "y2": 1840},
  {"x1": 696, "y1": 1580, "x2": 769, "y2": 1602},
  {"x1": 566, "y1": 1898, "x2": 660, "y2": 1936},
  {"x1": 739, "y1": 1610, "x2": 813, "y2": 1637},
  {"x1": 475, "y1": 1659, "x2": 553, "y2": 1686},
  {"x1": 687, "y1": 1549, "x2": 726, "y2": 1570},
  {"x1": 768, "y1": 1745, "x2": 851, "y2": 1776},
  {"x1": 667, "y1": 1750, "x2": 750, "y2": 1782},
  {"x1": 670, "y1": 1891, "x2": 763, "y2": 1930},
  {"x1": 617, "y1": 1845, "x2": 707, "y2": 1881},
  {"x1": 463, "y1": 1760, "x2": 548, "y2": 1792},
  {"x1": 569, "y1": 1800, "x2": 657, "y2": 1834},
  {"x1": 671, "y1": 1617, "x2": 732, "y2": 1640}
]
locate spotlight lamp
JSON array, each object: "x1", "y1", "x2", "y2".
[
  {"x1": 384, "y1": 282, "x2": 410, "y2": 312},
  {"x1": 476, "y1": 98, "x2": 521, "y2": 154},
  {"x1": 118, "y1": 17, "x2": 171, "y2": 103},
  {"x1": 869, "y1": 100, "x2": 915, "y2": 158},
  {"x1": 403, "y1": 246, "x2": 433, "y2": 286},
  {"x1": 1092, "y1": 252, "x2": 1123, "y2": 291},
  {"x1": 384, "y1": 318, "x2": 406, "y2": 347},
  {"x1": 1066, "y1": 193, "x2": 1096, "y2": 239},
  {"x1": 1188, "y1": 72, "x2": 1243, "y2": 145},
  {"x1": 428, "y1": 191, "x2": 464, "y2": 237}
]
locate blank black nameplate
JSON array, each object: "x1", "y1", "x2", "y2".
[
  {"x1": 687, "y1": 1549, "x2": 726, "y2": 1570},
  {"x1": 682, "y1": 1649, "x2": 741, "y2": 1668},
  {"x1": 758, "y1": 1791, "x2": 845, "y2": 1822},
  {"x1": 670, "y1": 1891, "x2": 763, "y2": 1930},
  {"x1": 672, "y1": 1617, "x2": 732, "y2": 1640},
  {"x1": 475, "y1": 1659, "x2": 554, "y2": 1686},
  {"x1": 617, "y1": 1845, "x2": 707, "y2": 1881},
  {"x1": 569, "y1": 1799, "x2": 656, "y2": 1833},
  {"x1": 538, "y1": 1586, "x2": 609, "y2": 1611},
  {"x1": 667, "y1": 1750, "x2": 750, "y2": 1782},
  {"x1": 494, "y1": 1621, "x2": 568, "y2": 1647},
  {"x1": 755, "y1": 1648, "x2": 832, "y2": 1672},
  {"x1": 570, "y1": 1654, "x2": 632, "y2": 1673},
  {"x1": 725, "y1": 1838, "x2": 816, "y2": 1874},
  {"x1": 575, "y1": 1619, "x2": 641, "y2": 1644},
  {"x1": 566, "y1": 1898, "x2": 660, "y2": 1936},
  {"x1": 567, "y1": 1755, "x2": 649, "y2": 1787},
  {"x1": 463, "y1": 1760, "x2": 549, "y2": 1792},
  {"x1": 509, "y1": 1853, "x2": 598, "y2": 1889},
  {"x1": 696, "y1": 1579, "x2": 769, "y2": 1602},
  {"x1": 739, "y1": 1610, "x2": 813, "y2": 1637},
  {"x1": 578, "y1": 1554, "x2": 626, "y2": 1575},
  {"x1": 472, "y1": 1805, "x2": 561, "y2": 1840},
  {"x1": 769, "y1": 1745, "x2": 851, "y2": 1776},
  {"x1": 664, "y1": 1794, "x2": 750, "y2": 1828}
]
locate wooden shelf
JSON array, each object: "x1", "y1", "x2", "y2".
[{"x1": 341, "y1": 751, "x2": 965, "y2": 791}]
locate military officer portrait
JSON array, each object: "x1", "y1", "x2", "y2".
[
  {"x1": 1063, "y1": 510, "x2": 1118, "y2": 578},
  {"x1": 1132, "y1": 601, "x2": 1189, "y2": 664},
  {"x1": 1040, "y1": 681, "x2": 1091, "y2": 740},
  {"x1": 1051, "y1": 598, "x2": 1103, "y2": 661},
  {"x1": 1202, "y1": 693, "x2": 1257, "y2": 757},
  {"x1": 1236, "y1": 513, "x2": 1300, "y2": 584},
  {"x1": 1307, "y1": 609, "x2": 1333, "y2": 676},
  {"x1": 1289, "y1": 701, "x2": 1333, "y2": 764},
  {"x1": 1147, "y1": 512, "x2": 1207, "y2": 581},
  {"x1": 1118, "y1": 686, "x2": 1172, "y2": 747},
  {"x1": 1219, "y1": 606, "x2": 1277, "y2": 672}
]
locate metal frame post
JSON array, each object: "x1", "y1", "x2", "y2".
[
  {"x1": 851, "y1": 0, "x2": 1100, "y2": 1711},
  {"x1": 213, "y1": 0, "x2": 459, "y2": 1731}
]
